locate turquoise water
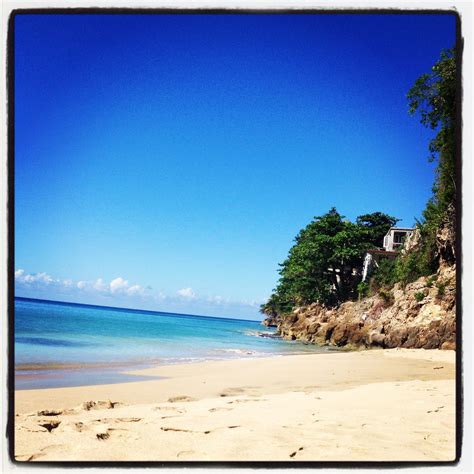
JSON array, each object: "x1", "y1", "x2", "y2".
[{"x1": 15, "y1": 297, "x2": 330, "y2": 389}]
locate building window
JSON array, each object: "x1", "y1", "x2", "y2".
[{"x1": 393, "y1": 232, "x2": 406, "y2": 245}]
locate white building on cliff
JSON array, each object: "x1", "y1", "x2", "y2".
[
  {"x1": 382, "y1": 227, "x2": 415, "y2": 252},
  {"x1": 362, "y1": 226, "x2": 415, "y2": 282}
]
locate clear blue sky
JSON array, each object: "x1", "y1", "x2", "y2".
[{"x1": 14, "y1": 13, "x2": 456, "y2": 319}]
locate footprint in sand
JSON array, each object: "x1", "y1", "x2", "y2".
[
  {"x1": 94, "y1": 417, "x2": 142, "y2": 424},
  {"x1": 219, "y1": 387, "x2": 246, "y2": 397},
  {"x1": 94, "y1": 424, "x2": 135, "y2": 441},
  {"x1": 37, "y1": 419, "x2": 61, "y2": 433},
  {"x1": 161, "y1": 426, "x2": 199, "y2": 434},
  {"x1": 81, "y1": 400, "x2": 123, "y2": 411},
  {"x1": 219, "y1": 386, "x2": 261, "y2": 397},
  {"x1": 37, "y1": 409, "x2": 64, "y2": 416},
  {"x1": 60, "y1": 417, "x2": 139, "y2": 435},
  {"x1": 227, "y1": 398, "x2": 268, "y2": 404},
  {"x1": 209, "y1": 407, "x2": 233, "y2": 412},
  {"x1": 72, "y1": 422, "x2": 88, "y2": 432},
  {"x1": 168, "y1": 395, "x2": 196, "y2": 403}
]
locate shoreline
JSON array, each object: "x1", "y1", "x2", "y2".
[
  {"x1": 15, "y1": 343, "x2": 337, "y2": 391},
  {"x1": 15, "y1": 348, "x2": 455, "y2": 410},
  {"x1": 14, "y1": 348, "x2": 456, "y2": 461}
]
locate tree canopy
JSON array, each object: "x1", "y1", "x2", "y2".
[
  {"x1": 396, "y1": 48, "x2": 457, "y2": 282},
  {"x1": 261, "y1": 208, "x2": 397, "y2": 314},
  {"x1": 369, "y1": 47, "x2": 457, "y2": 289},
  {"x1": 407, "y1": 48, "x2": 456, "y2": 214}
]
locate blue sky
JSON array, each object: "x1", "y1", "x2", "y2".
[{"x1": 14, "y1": 13, "x2": 456, "y2": 319}]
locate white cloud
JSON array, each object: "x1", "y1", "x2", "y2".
[
  {"x1": 16, "y1": 269, "x2": 147, "y2": 300},
  {"x1": 93, "y1": 278, "x2": 107, "y2": 292},
  {"x1": 14, "y1": 269, "x2": 262, "y2": 318},
  {"x1": 106, "y1": 277, "x2": 146, "y2": 296},
  {"x1": 110, "y1": 277, "x2": 129, "y2": 294},
  {"x1": 126, "y1": 284, "x2": 145, "y2": 296},
  {"x1": 177, "y1": 287, "x2": 195, "y2": 299},
  {"x1": 206, "y1": 295, "x2": 230, "y2": 305},
  {"x1": 15, "y1": 269, "x2": 54, "y2": 286},
  {"x1": 15, "y1": 269, "x2": 25, "y2": 278}
]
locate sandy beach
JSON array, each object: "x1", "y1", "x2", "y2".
[{"x1": 14, "y1": 348, "x2": 456, "y2": 462}]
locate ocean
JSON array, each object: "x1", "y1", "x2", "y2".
[{"x1": 15, "y1": 297, "x2": 332, "y2": 390}]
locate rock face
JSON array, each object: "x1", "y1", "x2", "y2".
[
  {"x1": 276, "y1": 263, "x2": 456, "y2": 350},
  {"x1": 262, "y1": 314, "x2": 281, "y2": 328},
  {"x1": 273, "y1": 210, "x2": 456, "y2": 350},
  {"x1": 436, "y1": 203, "x2": 456, "y2": 267},
  {"x1": 401, "y1": 228, "x2": 421, "y2": 255}
]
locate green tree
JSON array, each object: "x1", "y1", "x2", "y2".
[
  {"x1": 262, "y1": 208, "x2": 397, "y2": 314},
  {"x1": 356, "y1": 212, "x2": 399, "y2": 248},
  {"x1": 403, "y1": 48, "x2": 456, "y2": 280},
  {"x1": 407, "y1": 48, "x2": 456, "y2": 213},
  {"x1": 368, "y1": 47, "x2": 457, "y2": 288}
]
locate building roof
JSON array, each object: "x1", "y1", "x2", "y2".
[
  {"x1": 384, "y1": 226, "x2": 415, "y2": 237},
  {"x1": 388, "y1": 226, "x2": 415, "y2": 232}
]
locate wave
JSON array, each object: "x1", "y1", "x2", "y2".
[
  {"x1": 243, "y1": 330, "x2": 280, "y2": 339},
  {"x1": 213, "y1": 348, "x2": 257, "y2": 355}
]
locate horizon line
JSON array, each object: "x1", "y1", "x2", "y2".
[{"x1": 14, "y1": 295, "x2": 260, "y2": 324}]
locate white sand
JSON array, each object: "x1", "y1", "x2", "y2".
[{"x1": 14, "y1": 348, "x2": 456, "y2": 462}]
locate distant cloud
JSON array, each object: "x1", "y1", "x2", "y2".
[
  {"x1": 93, "y1": 278, "x2": 107, "y2": 292},
  {"x1": 206, "y1": 295, "x2": 226, "y2": 304},
  {"x1": 15, "y1": 269, "x2": 57, "y2": 287},
  {"x1": 110, "y1": 277, "x2": 129, "y2": 294},
  {"x1": 177, "y1": 287, "x2": 195, "y2": 299},
  {"x1": 126, "y1": 284, "x2": 145, "y2": 296},
  {"x1": 15, "y1": 269, "x2": 147, "y2": 299},
  {"x1": 15, "y1": 269, "x2": 264, "y2": 318}
]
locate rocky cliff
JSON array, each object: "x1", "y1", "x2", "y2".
[
  {"x1": 261, "y1": 314, "x2": 281, "y2": 328},
  {"x1": 266, "y1": 207, "x2": 456, "y2": 350}
]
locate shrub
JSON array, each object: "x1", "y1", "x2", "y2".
[
  {"x1": 379, "y1": 288, "x2": 394, "y2": 306},
  {"x1": 414, "y1": 291, "x2": 425, "y2": 302},
  {"x1": 436, "y1": 281, "x2": 446, "y2": 299},
  {"x1": 426, "y1": 275, "x2": 437, "y2": 287},
  {"x1": 357, "y1": 281, "x2": 369, "y2": 300},
  {"x1": 370, "y1": 258, "x2": 397, "y2": 290},
  {"x1": 394, "y1": 251, "x2": 429, "y2": 287}
]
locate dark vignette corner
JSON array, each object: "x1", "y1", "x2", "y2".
[
  {"x1": 453, "y1": 8, "x2": 463, "y2": 465},
  {"x1": 6, "y1": 8, "x2": 16, "y2": 466}
]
